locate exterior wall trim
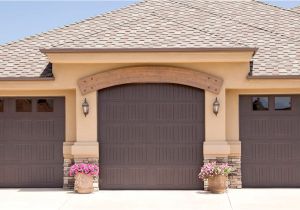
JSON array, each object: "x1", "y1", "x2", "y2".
[{"x1": 78, "y1": 65, "x2": 223, "y2": 95}]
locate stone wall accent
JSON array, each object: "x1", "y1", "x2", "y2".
[
  {"x1": 203, "y1": 156, "x2": 241, "y2": 190},
  {"x1": 63, "y1": 158, "x2": 99, "y2": 190},
  {"x1": 228, "y1": 156, "x2": 242, "y2": 189},
  {"x1": 63, "y1": 158, "x2": 74, "y2": 189}
]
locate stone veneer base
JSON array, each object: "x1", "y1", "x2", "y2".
[
  {"x1": 203, "y1": 156, "x2": 241, "y2": 190},
  {"x1": 63, "y1": 158, "x2": 99, "y2": 190}
]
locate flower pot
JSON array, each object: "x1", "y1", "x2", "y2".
[
  {"x1": 74, "y1": 173, "x2": 94, "y2": 194},
  {"x1": 207, "y1": 175, "x2": 227, "y2": 194}
]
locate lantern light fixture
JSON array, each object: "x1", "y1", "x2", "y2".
[
  {"x1": 82, "y1": 98, "x2": 89, "y2": 117},
  {"x1": 213, "y1": 97, "x2": 220, "y2": 116}
]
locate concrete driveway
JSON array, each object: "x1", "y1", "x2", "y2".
[{"x1": 0, "y1": 188, "x2": 298, "y2": 210}]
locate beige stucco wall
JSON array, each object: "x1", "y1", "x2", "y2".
[{"x1": 1, "y1": 52, "x2": 300, "y2": 160}]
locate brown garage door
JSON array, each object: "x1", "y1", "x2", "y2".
[
  {"x1": 98, "y1": 84, "x2": 204, "y2": 189},
  {"x1": 0, "y1": 97, "x2": 65, "y2": 187},
  {"x1": 240, "y1": 95, "x2": 300, "y2": 187}
]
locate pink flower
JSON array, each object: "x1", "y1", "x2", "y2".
[
  {"x1": 198, "y1": 162, "x2": 234, "y2": 180},
  {"x1": 69, "y1": 163, "x2": 100, "y2": 176}
]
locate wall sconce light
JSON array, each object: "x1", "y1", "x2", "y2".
[
  {"x1": 82, "y1": 98, "x2": 89, "y2": 117},
  {"x1": 213, "y1": 97, "x2": 220, "y2": 116}
]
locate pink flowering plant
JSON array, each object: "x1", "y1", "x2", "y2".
[
  {"x1": 198, "y1": 162, "x2": 233, "y2": 180},
  {"x1": 69, "y1": 163, "x2": 99, "y2": 176}
]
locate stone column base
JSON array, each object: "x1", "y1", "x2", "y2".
[
  {"x1": 203, "y1": 156, "x2": 241, "y2": 190},
  {"x1": 63, "y1": 157, "x2": 99, "y2": 190}
]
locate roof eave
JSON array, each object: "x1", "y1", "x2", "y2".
[
  {"x1": 248, "y1": 75, "x2": 300, "y2": 79},
  {"x1": 41, "y1": 47, "x2": 257, "y2": 63},
  {"x1": 40, "y1": 47, "x2": 258, "y2": 54},
  {"x1": 0, "y1": 77, "x2": 55, "y2": 81}
]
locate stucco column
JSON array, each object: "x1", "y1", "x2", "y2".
[
  {"x1": 203, "y1": 89, "x2": 241, "y2": 188},
  {"x1": 64, "y1": 89, "x2": 99, "y2": 189},
  {"x1": 204, "y1": 88, "x2": 230, "y2": 158},
  {"x1": 71, "y1": 88, "x2": 99, "y2": 158},
  {"x1": 226, "y1": 90, "x2": 241, "y2": 156}
]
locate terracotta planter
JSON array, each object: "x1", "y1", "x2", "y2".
[
  {"x1": 207, "y1": 175, "x2": 227, "y2": 193},
  {"x1": 74, "y1": 173, "x2": 94, "y2": 194}
]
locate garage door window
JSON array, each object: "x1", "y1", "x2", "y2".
[
  {"x1": 252, "y1": 96, "x2": 268, "y2": 111},
  {"x1": 0, "y1": 99, "x2": 3, "y2": 112},
  {"x1": 16, "y1": 99, "x2": 32, "y2": 112},
  {"x1": 37, "y1": 99, "x2": 54, "y2": 112},
  {"x1": 275, "y1": 96, "x2": 291, "y2": 111}
]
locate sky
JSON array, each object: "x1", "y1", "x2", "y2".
[{"x1": 0, "y1": 0, "x2": 300, "y2": 45}]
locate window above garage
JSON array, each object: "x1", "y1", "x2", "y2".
[
  {"x1": 37, "y1": 99, "x2": 54, "y2": 112},
  {"x1": 252, "y1": 96, "x2": 269, "y2": 111},
  {"x1": 275, "y1": 96, "x2": 292, "y2": 111},
  {"x1": 16, "y1": 99, "x2": 32, "y2": 112}
]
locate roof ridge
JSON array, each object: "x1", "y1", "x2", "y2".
[
  {"x1": 0, "y1": 0, "x2": 144, "y2": 48},
  {"x1": 173, "y1": 0, "x2": 298, "y2": 42}
]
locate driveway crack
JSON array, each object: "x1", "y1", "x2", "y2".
[
  {"x1": 226, "y1": 191, "x2": 234, "y2": 210},
  {"x1": 58, "y1": 192, "x2": 73, "y2": 210}
]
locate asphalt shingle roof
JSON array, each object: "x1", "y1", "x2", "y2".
[{"x1": 1, "y1": 0, "x2": 300, "y2": 78}]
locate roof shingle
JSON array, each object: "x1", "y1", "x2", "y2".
[{"x1": 1, "y1": 0, "x2": 300, "y2": 77}]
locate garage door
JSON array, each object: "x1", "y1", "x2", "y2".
[
  {"x1": 0, "y1": 97, "x2": 65, "y2": 187},
  {"x1": 240, "y1": 95, "x2": 300, "y2": 187},
  {"x1": 98, "y1": 84, "x2": 204, "y2": 189}
]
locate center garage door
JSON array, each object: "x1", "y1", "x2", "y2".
[
  {"x1": 0, "y1": 97, "x2": 65, "y2": 187},
  {"x1": 98, "y1": 84, "x2": 204, "y2": 189},
  {"x1": 240, "y1": 95, "x2": 300, "y2": 187}
]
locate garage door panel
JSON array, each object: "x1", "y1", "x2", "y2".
[
  {"x1": 100, "y1": 84, "x2": 202, "y2": 102},
  {"x1": 0, "y1": 142, "x2": 62, "y2": 162},
  {"x1": 242, "y1": 165, "x2": 300, "y2": 187},
  {"x1": 100, "y1": 166, "x2": 202, "y2": 189},
  {"x1": 100, "y1": 124, "x2": 204, "y2": 144},
  {"x1": 99, "y1": 124, "x2": 149, "y2": 143},
  {"x1": 154, "y1": 124, "x2": 204, "y2": 143},
  {"x1": 100, "y1": 144, "x2": 150, "y2": 164},
  {"x1": 0, "y1": 165, "x2": 62, "y2": 187},
  {"x1": 240, "y1": 95, "x2": 300, "y2": 187},
  {"x1": 153, "y1": 144, "x2": 203, "y2": 164},
  {"x1": 101, "y1": 144, "x2": 202, "y2": 165},
  {"x1": 99, "y1": 84, "x2": 204, "y2": 189},
  {"x1": 242, "y1": 142, "x2": 297, "y2": 162},
  {"x1": 14, "y1": 142, "x2": 62, "y2": 163},
  {"x1": 0, "y1": 119, "x2": 64, "y2": 141},
  {"x1": 100, "y1": 103, "x2": 203, "y2": 123},
  {"x1": 101, "y1": 167, "x2": 149, "y2": 188},
  {"x1": 241, "y1": 117, "x2": 300, "y2": 139}
]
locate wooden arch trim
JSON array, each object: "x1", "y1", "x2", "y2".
[{"x1": 78, "y1": 66, "x2": 223, "y2": 95}]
